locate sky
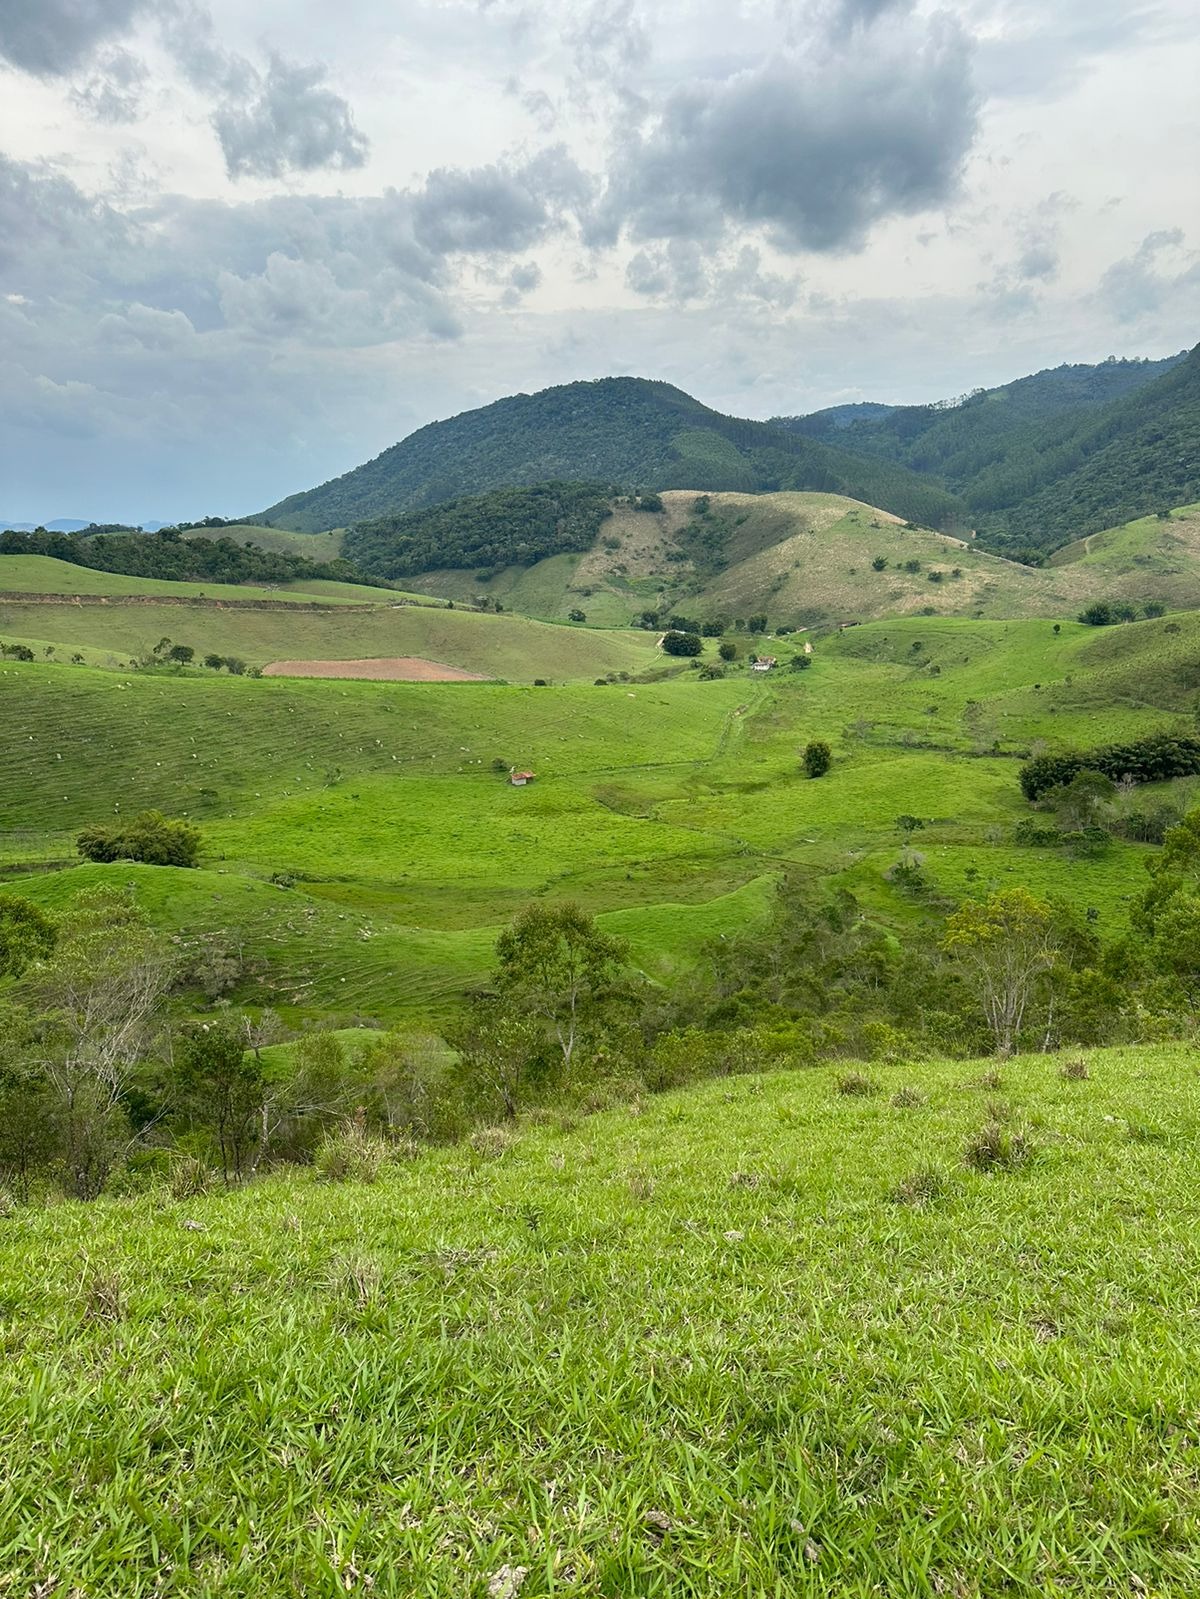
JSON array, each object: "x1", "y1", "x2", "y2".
[{"x1": 0, "y1": 0, "x2": 1197, "y2": 524}]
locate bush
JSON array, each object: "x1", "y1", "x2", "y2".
[
  {"x1": 661, "y1": 631, "x2": 703, "y2": 657},
  {"x1": 1020, "y1": 732, "x2": 1200, "y2": 802},
  {"x1": 803, "y1": 740, "x2": 832, "y2": 779},
  {"x1": 718, "y1": 641, "x2": 737, "y2": 662},
  {"x1": 77, "y1": 810, "x2": 202, "y2": 868},
  {"x1": 637, "y1": 492, "x2": 664, "y2": 513},
  {"x1": 1059, "y1": 1057, "x2": 1090, "y2": 1080},
  {"x1": 890, "y1": 1085, "x2": 927, "y2": 1108},
  {"x1": 698, "y1": 663, "x2": 725, "y2": 680}
]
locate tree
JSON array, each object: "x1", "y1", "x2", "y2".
[
  {"x1": 167, "y1": 644, "x2": 195, "y2": 664},
  {"x1": 21, "y1": 886, "x2": 175, "y2": 1197},
  {"x1": 0, "y1": 896, "x2": 56, "y2": 978},
  {"x1": 493, "y1": 901, "x2": 630, "y2": 1073},
  {"x1": 203, "y1": 653, "x2": 225, "y2": 669},
  {"x1": 662, "y1": 631, "x2": 703, "y2": 657},
  {"x1": 803, "y1": 740, "x2": 832, "y2": 779},
  {"x1": 895, "y1": 814, "x2": 925, "y2": 839},
  {"x1": 718, "y1": 641, "x2": 737, "y2": 662},
  {"x1": 452, "y1": 1003, "x2": 544, "y2": 1121},
  {"x1": 941, "y1": 888, "x2": 1060, "y2": 1056},
  {"x1": 1042, "y1": 769, "x2": 1116, "y2": 830},
  {"x1": 174, "y1": 1021, "x2": 264, "y2": 1182},
  {"x1": 747, "y1": 614, "x2": 768, "y2": 634},
  {"x1": 77, "y1": 810, "x2": 202, "y2": 868},
  {"x1": 567, "y1": 608, "x2": 586, "y2": 623},
  {"x1": 871, "y1": 556, "x2": 888, "y2": 571}
]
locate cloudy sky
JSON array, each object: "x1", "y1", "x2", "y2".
[{"x1": 1, "y1": 0, "x2": 1197, "y2": 523}]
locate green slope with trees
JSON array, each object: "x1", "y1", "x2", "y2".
[
  {"x1": 0, "y1": 525, "x2": 367, "y2": 588},
  {"x1": 258, "y1": 377, "x2": 965, "y2": 534},
  {"x1": 776, "y1": 347, "x2": 1199, "y2": 558}
]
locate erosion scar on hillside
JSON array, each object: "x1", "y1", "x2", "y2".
[{"x1": 263, "y1": 656, "x2": 492, "y2": 681}]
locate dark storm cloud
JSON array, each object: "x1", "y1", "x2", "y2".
[
  {"x1": 0, "y1": 0, "x2": 147, "y2": 76},
  {"x1": 212, "y1": 53, "x2": 369, "y2": 179},
  {"x1": 604, "y1": 11, "x2": 978, "y2": 254},
  {"x1": 412, "y1": 146, "x2": 593, "y2": 254}
]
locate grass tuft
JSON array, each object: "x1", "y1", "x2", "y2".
[
  {"x1": 890, "y1": 1084, "x2": 927, "y2": 1109},
  {"x1": 963, "y1": 1117, "x2": 1035, "y2": 1172},
  {"x1": 1060, "y1": 1057, "x2": 1090, "y2": 1080},
  {"x1": 835, "y1": 1070, "x2": 880, "y2": 1097}
]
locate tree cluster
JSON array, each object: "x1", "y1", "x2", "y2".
[
  {"x1": 1019, "y1": 732, "x2": 1200, "y2": 801},
  {"x1": 0, "y1": 527, "x2": 365, "y2": 588}
]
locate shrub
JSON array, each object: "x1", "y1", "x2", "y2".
[
  {"x1": 567, "y1": 608, "x2": 586, "y2": 622},
  {"x1": 314, "y1": 1116, "x2": 390, "y2": 1183},
  {"x1": 77, "y1": 810, "x2": 202, "y2": 868},
  {"x1": 802, "y1": 740, "x2": 832, "y2": 779},
  {"x1": 963, "y1": 1118, "x2": 1034, "y2": 1172},
  {"x1": 1019, "y1": 732, "x2": 1200, "y2": 801},
  {"x1": 698, "y1": 663, "x2": 726, "y2": 680},
  {"x1": 1059, "y1": 1057, "x2": 1090, "y2": 1080},
  {"x1": 469, "y1": 1125, "x2": 515, "y2": 1160},
  {"x1": 637, "y1": 492, "x2": 664, "y2": 513},
  {"x1": 890, "y1": 1085, "x2": 927, "y2": 1109},
  {"x1": 718, "y1": 641, "x2": 737, "y2": 662}
]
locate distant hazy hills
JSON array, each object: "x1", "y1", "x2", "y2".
[
  {"x1": 776, "y1": 348, "x2": 1197, "y2": 556},
  {"x1": 257, "y1": 377, "x2": 965, "y2": 535}
]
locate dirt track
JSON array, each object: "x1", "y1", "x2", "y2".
[{"x1": 262, "y1": 656, "x2": 491, "y2": 681}]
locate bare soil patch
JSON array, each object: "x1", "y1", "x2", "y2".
[{"x1": 263, "y1": 656, "x2": 491, "y2": 681}]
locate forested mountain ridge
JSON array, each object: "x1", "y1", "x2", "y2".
[
  {"x1": 775, "y1": 347, "x2": 1197, "y2": 557},
  {"x1": 257, "y1": 377, "x2": 965, "y2": 535}
]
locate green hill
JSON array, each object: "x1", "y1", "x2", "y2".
[
  {"x1": 4, "y1": 1041, "x2": 1200, "y2": 1594},
  {"x1": 6, "y1": 607, "x2": 1199, "y2": 1021},
  {"x1": 775, "y1": 347, "x2": 1199, "y2": 557},
  {"x1": 398, "y1": 490, "x2": 1175, "y2": 629},
  {"x1": 258, "y1": 377, "x2": 965, "y2": 534}
]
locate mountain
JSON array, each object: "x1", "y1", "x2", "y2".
[
  {"x1": 775, "y1": 348, "x2": 1195, "y2": 557},
  {"x1": 1, "y1": 518, "x2": 96, "y2": 533},
  {"x1": 980, "y1": 343, "x2": 1200, "y2": 553},
  {"x1": 257, "y1": 377, "x2": 965, "y2": 534}
]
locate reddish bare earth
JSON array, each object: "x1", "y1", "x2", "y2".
[{"x1": 262, "y1": 657, "x2": 491, "y2": 681}]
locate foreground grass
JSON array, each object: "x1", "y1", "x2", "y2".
[{"x1": 3, "y1": 1044, "x2": 1199, "y2": 1596}]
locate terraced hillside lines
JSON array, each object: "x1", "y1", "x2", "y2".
[
  {"x1": 407, "y1": 490, "x2": 1120, "y2": 627},
  {"x1": 0, "y1": 597, "x2": 663, "y2": 679},
  {"x1": 5, "y1": 1045, "x2": 1200, "y2": 1596}
]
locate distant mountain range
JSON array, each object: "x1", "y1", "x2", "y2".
[
  {"x1": 257, "y1": 346, "x2": 1200, "y2": 561},
  {"x1": 0, "y1": 518, "x2": 171, "y2": 534}
]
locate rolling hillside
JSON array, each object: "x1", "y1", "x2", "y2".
[
  {"x1": 257, "y1": 377, "x2": 965, "y2": 534},
  {"x1": 398, "y1": 490, "x2": 1179, "y2": 628},
  {"x1": 5, "y1": 1042, "x2": 1200, "y2": 1595},
  {"x1": 0, "y1": 587, "x2": 663, "y2": 680},
  {"x1": 5, "y1": 607, "x2": 1198, "y2": 1020}
]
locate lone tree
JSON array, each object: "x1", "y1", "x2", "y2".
[
  {"x1": 567, "y1": 608, "x2": 586, "y2": 623},
  {"x1": 718, "y1": 641, "x2": 737, "y2": 662},
  {"x1": 803, "y1": 740, "x2": 832, "y2": 779},
  {"x1": 941, "y1": 888, "x2": 1060, "y2": 1056},
  {"x1": 493, "y1": 901, "x2": 629, "y2": 1072}
]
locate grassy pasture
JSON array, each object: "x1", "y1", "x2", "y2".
[
  {"x1": 4, "y1": 605, "x2": 1200, "y2": 1020},
  {"x1": 2, "y1": 1043, "x2": 1199, "y2": 1595},
  {"x1": 0, "y1": 596, "x2": 665, "y2": 679}
]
